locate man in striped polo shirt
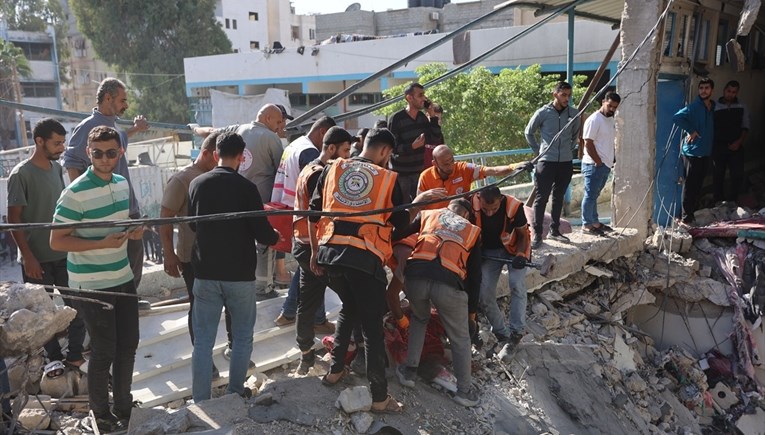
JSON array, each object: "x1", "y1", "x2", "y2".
[{"x1": 51, "y1": 126, "x2": 144, "y2": 433}]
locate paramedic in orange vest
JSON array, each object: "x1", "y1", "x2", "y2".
[
  {"x1": 308, "y1": 128, "x2": 445, "y2": 413},
  {"x1": 472, "y1": 186, "x2": 531, "y2": 356},
  {"x1": 395, "y1": 198, "x2": 483, "y2": 407},
  {"x1": 417, "y1": 145, "x2": 524, "y2": 210},
  {"x1": 291, "y1": 126, "x2": 352, "y2": 375}
]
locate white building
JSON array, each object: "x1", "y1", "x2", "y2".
[
  {"x1": 183, "y1": 19, "x2": 619, "y2": 129},
  {"x1": 215, "y1": 0, "x2": 316, "y2": 53}
]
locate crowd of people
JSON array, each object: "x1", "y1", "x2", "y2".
[{"x1": 6, "y1": 74, "x2": 744, "y2": 431}]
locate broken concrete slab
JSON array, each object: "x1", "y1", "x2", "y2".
[
  {"x1": 335, "y1": 386, "x2": 372, "y2": 414},
  {"x1": 650, "y1": 226, "x2": 693, "y2": 254},
  {"x1": 0, "y1": 282, "x2": 76, "y2": 356},
  {"x1": 666, "y1": 278, "x2": 730, "y2": 306},
  {"x1": 736, "y1": 406, "x2": 765, "y2": 435}
]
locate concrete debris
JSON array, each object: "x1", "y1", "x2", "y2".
[
  {"x1": 531, "y1": 303, "x2": 548, "y2": 316},
  {"x1": 350, "y1": 411, "x2": 374, "y2": 433},
  {"x1": 624, "y1": 372, "x2": 648, "y2": 393},
  {"x1": 40, "y1": 368, "x2": 84, "y2": 398},
  {"x1": 128, "y1": 393, "x2": 248, "y2": 434},
  {"x1": 649, "y1": 226, "x2": 693, "y2": 254},
  {"x1": 736, "y1": 407, "x2": 765, "y2": 435},
  {"x1": 335, "y1": 386, "x2": 373, "y2": 414},
  {"x1": 17, "y1": 407, "x2": 50, "y2": 431},
  {"x1": 0, "y1": 282, "x2": 77, "y2": 356}
]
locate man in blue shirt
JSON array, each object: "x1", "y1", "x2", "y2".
[{"x1": 672, "y1": 78, "x2": 715, "y2": 224}]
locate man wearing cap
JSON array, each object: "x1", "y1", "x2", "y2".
[
  {"x1": 275, "y1": 104, "x2": 292, "y2": 139},
  {"x1": 272, "y1": 116, "x2": 337, "y2": 331}
]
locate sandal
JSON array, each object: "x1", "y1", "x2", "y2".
[
  {"x1": 371, "y1": 394, "x2": 403, "y2": 414},
  {"x1": 321, "y1": 367, "x2": 349, "y2": 386}
]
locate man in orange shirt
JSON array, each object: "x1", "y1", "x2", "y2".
[{"x1": 417, "y1": 145, "x2": 523, "y2": 210}]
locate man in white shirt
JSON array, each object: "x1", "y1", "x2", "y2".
[{"x1": 581, "y1": 92, "x2": 620, "y2": 235}]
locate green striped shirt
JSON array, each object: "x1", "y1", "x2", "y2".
[{"x1": 53, "y1": 167, "x2": 133, "y2": 290}]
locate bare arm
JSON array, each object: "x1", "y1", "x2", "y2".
[
  {"x1": 584, "y1": 139, "x2": 603, "y2": 165},
  {"x1": 484, "y1": 164, "x2": 515, "y2": 177},
  {"x1": 50, "y1": 227, "x2": 129, "y2": 252},
  {"x1": 67, "y1": 167, "x2": 83, "y2": 182},
  {"x1": 159, "y1": 206, "x2": 183, "y2": 277},
  {"x1": 7, "y1": 206, "x2": 42, "y2": 279}
]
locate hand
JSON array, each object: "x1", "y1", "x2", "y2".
[
  {"x1": 413, "y1": 188, "x2": 447, "y2": 204},
  {"x1": 511, "y1": 256, "x2": 527, "y2": 270},
  {"x1": 468, "y1": 317, "x2": 482, "y2": 348},
  {"x1": 397, "y1": 316, "x2": 410, "y2": 329},
  {"x1": 21, "y1": 255, "x2": 43, "y2": 280},
  {"x1": 686, "y1": 131, "x2": 700, "y2": 143},
  {"x1": 101, "y1": 232, "x2": 129, "y2": 249},
  {"x1": 412, "y1": 133, "x2": 426, "y2": 150},
  {"x1": 310, "y1": 253, "x2": 325, "y2": 277},
  {"x1": 127, "y1": 226, "x2": 144, "y2": 240},
  {"x1": 517, "y1": 161, "x2": 534, "y2": 173},
  {"x1": 163, "y1": 252, "x2": 183, "y2": 278},
  {"x1": 274, "y1": 229, "x2": 285, "y2": 244},
  {"x1": 729, "y1": 140, "x2": 741, "y2": 151},
  {"x1": 133, "y1": 115, "x2": 149, "y2": 132}
]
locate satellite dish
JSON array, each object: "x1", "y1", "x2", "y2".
[{"x1": 346, "y1": 2, "x2": 361, "y2": 11}]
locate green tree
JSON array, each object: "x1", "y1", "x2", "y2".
[
  {"x1": 70, "y1": 0, "x2": 232, "y2": 123},
  {"x1": 0, "y1": 39, "x2": 32, "y2": 150},
  {"x1": 377, "y1": 63, "x2": 588, "y2": 160},
  {"x1": 0, "y1": 0, "x2": 70, "y2": 83}
]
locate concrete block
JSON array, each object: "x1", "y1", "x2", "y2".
[
  {"x1": 335, "y1": 386, "x2": 372, "y2": 413},
  {"x1": 351, "y1": 412, "x2": 374, "y2": 433}
]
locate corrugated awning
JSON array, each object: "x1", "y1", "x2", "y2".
[{"x1": 501, "y1": 0, "x2": 625, "y2": 25}]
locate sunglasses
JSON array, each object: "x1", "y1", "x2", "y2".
[{"x1": 91, "y1": 148, "x2": 120, "y2": 159}]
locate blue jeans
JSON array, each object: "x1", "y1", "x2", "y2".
[
  {"x1": 479, "y1": 248, "x2": 528, "y2": 336},
  {"x1": 281, "y1": 265, "x2": 326, "y2": 324},
  {"x1": 581, "y1": 163, "x2": 611, "y2": 227},
  {"x1": 192, "y1": 279, "x2": 257, "y2": 402}
]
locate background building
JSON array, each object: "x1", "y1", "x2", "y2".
[{"x1": 215, "y1": 0, "x2": 316, "y2": 53}]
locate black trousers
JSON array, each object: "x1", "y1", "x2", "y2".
[
  {"x1": 712, "y1": 147, "x2": 744, "y2": 202},
  {"x1": 23, "y1": 258, "x2": 86, "y2": 362},
  {"x1": 326, "y1": 266, "x2": 388, "y2": 403},
  {"x1": 181, "y1": 262, "x2": 232, "y2": 347},
  {"x1": 78, "y1": 280, "x2": 138, "y2": 418},
  {"x1": 683, "y1": 155, "x2": 709, "y2": 221},
  {"x1": 295, "y1": 259, "x2": 331, "y2": 351},
  {"x1": 533, "y1": 160, "x2": 573, "y2": 236}
]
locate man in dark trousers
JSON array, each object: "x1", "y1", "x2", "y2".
[
  {"x1": 712, "y1": 80, "x2": 749, "y2": 203},
  {"x1": 388, "y1": 82, "x2": 443, "y2": 201},
  {"x1": 308, "y1": 128, "x2": 444, "y2": 413},
  {"x1": 188, "y1": 132, "x2": 281, "y2": 402},
  {"x1": 525, "y1": 81, "x2": 580, "y2": 249}
]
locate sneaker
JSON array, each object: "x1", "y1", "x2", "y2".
[
  {"x1": 94, "y1": 412, "x2": 127, "y2": 433},
  {"x1": 531, "y1": 234, "x2": 543, "y2": 250},
  {"x1": 453, "y1": 386, "x2": 480, "y2": 407},
  {"x1": 396, "y1": 364, "x2": 416, "y2": 388},
  {"x1": 548, "y1": 229, "x2": 570, "y2": 242},
  {"x1": 223, "y1": 347, "x2": 256, "y2": 369},
  {"x1": 256, "y1": 290, "x2": 280, "y2": 301},
  {"x1": 583, "y1": 226, "x2": 605, "y2": 236},
  {"x1": 296, "y1": 350, "x2": 315, "y2": 375},
  {"x1": 497, "y1": 333, "x2": 523, "y2": 362},
  {"x1": 598, "y1": 224, "x2": 614, "y2": 232},
  {"x1": 240, "y1": 387, "x2": 253, "y2": 399},
  {"x1": 313, "y1": 320, "x2": 336, "y2": 335},
  {"x1": 274, "y1": 313, "x2": 295, "y2": 326},
  {"x1": 350, "y1": 350, "x2": 366, "y2": 375}
]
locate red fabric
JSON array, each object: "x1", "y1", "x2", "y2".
[
  {"x1": 321, "y1": 335, "x2": 358, "y2": 366},
  {"x1": 264, "y1": 202, "x2": 293, "y2": 253},
  {"x1": 383, "y1": 309, "x2": 447, "y2": 365}
]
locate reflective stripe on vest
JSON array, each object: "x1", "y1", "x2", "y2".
[
  {"x1": 409, "y1": 209, "x2": 481, "y2": 280},
  {"x1": 471, "y1": 194, "x2": 530, "y2": 258},
  {"x1": 316, "y1": 158, "x2": 398, "y2": 264},
  {"x1": 293, "y1": 162, "x2": 325, "y2": 244}
]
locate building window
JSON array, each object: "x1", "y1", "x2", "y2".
[
  {"x1": 233, "y1": 19, "x2": 237, "y2": 30},
  {"x1": 11, "y1": 41, "x2": 53, "y2": 61},
  {"x1": 349, "y1": 93, "x2": 383, "y2": 105},
  {"x1": 233, "y1": 49, "x2": 239, "y2": 53},
  {"x1": 715, "y1": 19, "x2": 729, "y2": 66},
  {"x1": 249, "y1": 12, "x2": 259, "y2": 21},
  {"x1": 309, "y1": 28, "x2": 315, "y2": 40},
  {"x1": 225, "y1": 18, "x2": 230, "y2": 29},
  {"x1": 20, "y1": 82, "x2": 57, "y2": 98},
  {"x1": 250, "y1": 41, "x2": 260, "y2": 50},
  {"x1": 292, "y1": 26, "x2": 300, "y2": 40},
  {"x1": 662, "y1": 12, "x2": 676, "y2": 57}
]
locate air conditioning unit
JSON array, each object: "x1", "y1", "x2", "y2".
[{"x1": 430, "y1": 12, "x2": 440, "y2": 21}]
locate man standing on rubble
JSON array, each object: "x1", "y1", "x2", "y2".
[
  {"x1": 395, "y1": 198, "x2": 482, "y2": 407},
  {"x1": 471, "y1": 186, "x2": 531, "y2": 358},
  {"x1": 292, "y1": 126, "x2": 353, "y2": 375},
  {"x1": 308, "y1": 128, "x2": 444, "y2": 413},
  {"x1": 7, "y1": 118, "x2": 86, "y2": 369},
  {"x1": 159, "y1": 132, "x2": 227, "y2": 377},
  {"x1": 62, "y1": 77, "x2": 149, "y2": 290},
  {"x1": 673, "y1": 77, "x2": 715, "y2": 224},
  {"x1": 188, "y1": 131, "x2": 281, "y2": 402},
  {"x1": 712, "y1": 80, "x2": 749, "y2": 203},
  {"x1": 51, "y1": 126, "x2": 145, "y2": 432},
  {"x1": 525, "y1": 81, "x2": 580, "y2": 249},
  {"x1": 388, "y1": 82, "x2": 443, "y2": 201},
  {"x1": 581, "y1": 92, "x2": 621, "y2": 235}
]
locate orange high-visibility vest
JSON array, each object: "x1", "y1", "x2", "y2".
[
  {"x1": 409, "y1": 209, "x2": 481, "y2": 280},
  {"x1": 471, "y1": 194, "x2": 531, "y2": 259},
  {"x1": 293, "y1": 161, "x2": 325, "y2": 245},
  {"x1": 317, "y1": 158, "x2": 398, "y2": 264}
]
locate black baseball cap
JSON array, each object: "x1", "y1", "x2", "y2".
[{"x1": 276, "y1": 104, "x2": 294, "y2": 120}]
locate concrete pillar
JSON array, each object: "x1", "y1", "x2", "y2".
[{"x1": 612, "y1": 0, "x2": 662, "y2": 240}]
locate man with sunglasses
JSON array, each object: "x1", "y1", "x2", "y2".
[
  {"x1": 51, "y1": 126, "x2": 144, "y2": 433},
  {"x1": 62, "y1": 77, "x2": 149, "y2": 290}
]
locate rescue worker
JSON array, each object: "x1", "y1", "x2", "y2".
[
  {"x1": 395, "y1": 198, "x2": 482, "y2": 407},
  {"x1": 471, "y1": 186, "x2": 531, "y2": 359},
  {"x1": 307, "y1": 128, "x2": 444, "y2": 413},
  {"x1": 292, "y1": 126, "x2": 352, "y2": 375}
]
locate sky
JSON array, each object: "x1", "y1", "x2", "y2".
[{"x1": 292, "y1": 0, "x2": 472, "y2": 15}]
